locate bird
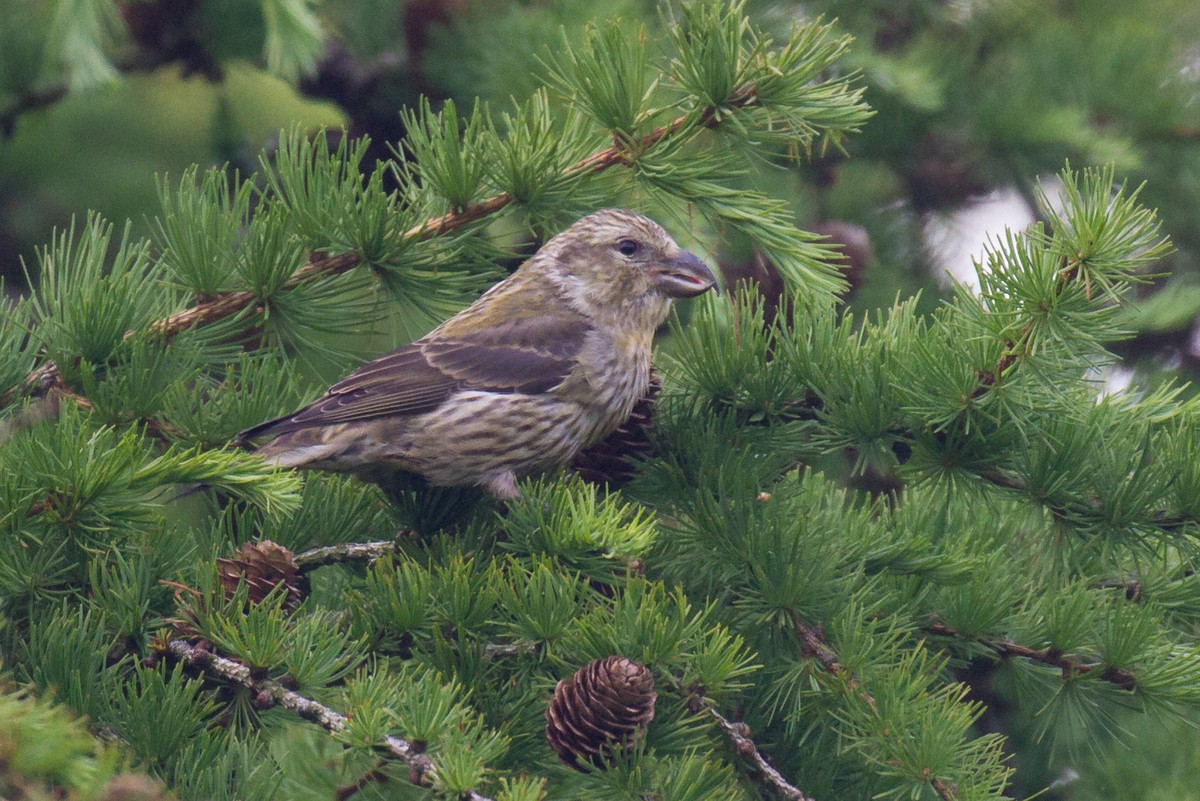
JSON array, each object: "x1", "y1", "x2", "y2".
[{"x1": 237, "y1": 209, "x2": 718, "y2": 499}]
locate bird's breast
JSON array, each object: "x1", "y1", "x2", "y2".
[{"x1": 565, "y1": 329, "x2": 652, "y2": 441}]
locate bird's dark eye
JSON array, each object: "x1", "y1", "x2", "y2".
[{"x1": 618, "y1": 239, "x2": 639, "y2": 256}]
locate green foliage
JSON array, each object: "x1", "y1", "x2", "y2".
[
  {"x1": 261, "y1": 0, "x2": 324, "y2": 80},
  {"x1": 4, "y1": 2, "x2": 1200, "y2": 800},
  {"x1": 499, "y1": 559, "x2": 589, "y2": 646},
  {"x1": 0, "y1": 406, "x2": 299, "y2": 626},
  {"x1": 0, "y1": 681, "x2": 127, "y2": 801},
  {"x1": 574, "y1": 751, "x2": 749, "y2": 801},
  {"x1": 485, "y1": 91, "x2": 591, "y2": 218},
  {"x1": 47, "y1": 0, "x2": 123, "y2": 90},
  {"x1": 165, "y1": 736, "x2": 281, "y2": 801},
  {"x1": 2, "y1": 0, "x2": 332, "y2": 133},
  {"x1": 157, "y1": 352, "x2": 312, "y2": 449},
  {"x1": 178, "y1": 576, "x2": 360, "y2": 691},
  {"x1": 547, "y1": 20, "x2": 656, "y2": 138},
  {"x1": 108, "y1": 661, "x2": 223, "y2": 770},
  {"x1": 401, "y1": 98, "x2": 492, "y2": 211},
  {"x1": 24, "y1": 214, "x2": 176, "y2": 387},
  {"x1": 252, "y1": 472, "x2": 395, "y2": 551},
  {"x1": 22, "y1": 606, "x2": 114, "y2": 722},
  {"x1": 155, "y1": 166, "x2": 258, "y2": 297},
  {"x1": 0, "y1": 292, "x2": 36, "y2": 401},
  {"x1": 263, "y1": 130, "x2": 396, "y2": 263},
  {"x1": 502, "y1": 477, "x2": 658, "y2": 576}
]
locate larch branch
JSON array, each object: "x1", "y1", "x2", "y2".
[
  {"x1": 788, "y1": 612, "x2": 965, "y2": 799},
  {"x1": 922, "y1": 621, "x2": 1137, "y2": 690},
  {"x1": 167, "y1": 640, "x2": 496, "y2": 801},
  {"x1": 705, "y1": 703, "x2": 816, "y2": 801},
  {"x1": 294, "y1": 539, "x2": 406, "y2": 574},
  {"x1": 2, "y1": 86, "x2": 760, "y2": 414}
]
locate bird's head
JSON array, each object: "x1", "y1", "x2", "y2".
[{"x1": 537, "y1": 209, "x2": 718, "y2": 326}]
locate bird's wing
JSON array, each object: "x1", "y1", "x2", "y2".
[{"x1": 239, "y1": 313, "x2": 592, "y2": 438}]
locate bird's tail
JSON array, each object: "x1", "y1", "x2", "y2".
[
  {"x1": 230, "y1": 412, "x2": 295, "y2": 449},
  {"x1": 253, "y1": 433, "x2": 342, "y2": 470}
]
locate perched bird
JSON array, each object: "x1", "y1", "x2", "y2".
[{"x1": 238, "y1": 209, "x2": 717, "y2": 498}]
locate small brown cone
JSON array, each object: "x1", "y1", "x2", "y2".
[
  {"x1": 811, "y1": 220, "x2": 873, "y2": 299},
  {"x1": 572, "y1": 373, "x2": 660, "y2": 488},
  {"x1": 546, "y1": 656, "x2": 656, "y2": 770},
  {"x1": 216, "y1": 540, "x2": 306, "y2": 613}
]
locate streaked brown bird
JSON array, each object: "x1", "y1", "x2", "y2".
[{"x1": 238, "y1": 209, "x2": 717, "y2": 498}]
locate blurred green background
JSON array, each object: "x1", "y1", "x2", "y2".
[
  {"x1": 2, "y1": 0, "x2": 1200, "y2": 796},
  {"x1": 0, "y1": 64, "x2": 341, "y2": 256}
]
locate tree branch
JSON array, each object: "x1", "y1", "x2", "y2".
[
  {"x1": 704, "y1": 703, "x2": 815, "y2": 801},
  {"x1": 293, "y1": 539, "x2": 406, "y2": 574},
  {"x1": 167, "y1": 640, "x2": 496, "y2": 801},
  {"x1": 334, "y1": 760, "x2": 390, "y2": 801},
  {"x1": 1, "y1": 86, "x2": 760, "y2": 415},
  {"x1": 971, "y1": 466, "x2": 1195, "y2": 540},
  {"x1": 668, "y1": 673, "x2": 815, "y2": 801},
  {"x1": 788, "y1": 613, "x2": 966, "y2": 799},
  {"x1": 930, "y1": 776, "x2": 958, "y2": 801},
  {"x1": 922, "y1": 621, "x2": 1137, "y2": 691},
  {"x1": 0, "y1": 83, "x2": 68, "y2": 138},
  {"x1": 972, "y1": 251, "x2": 1089, "y2": 397},
  {"x1": 789, "y1": 612, "x2": 875, "y2": 708}
]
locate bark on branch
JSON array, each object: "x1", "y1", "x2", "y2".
[
  {"x1": 922, "y1": 621, "x2": 1138, "y2": 691},
  {"x1": 167, "y1": 640, "x2": 496, "y2": 801},
  {"x1": 2, "y1": 86, "x2": 759, "y2": 414}
]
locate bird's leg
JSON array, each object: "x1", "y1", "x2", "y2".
[{"x1": 483, "y1": 471, "x2": 520, "y2": 500}]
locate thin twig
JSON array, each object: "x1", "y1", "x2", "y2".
[
  {"x1": 792, "y1": 617, "x2": 844, "y2": 677},
  {"x1": 972, "y1": 253, "x2": 1088, "y2": 398},
  {"x1": 293, "y1": 539, "x2": 406, "y2": 573},
  {"x1": 930, "y1": 776, "x2": 958, "y2": 801},
  {"x1": 973, "y1": 467, "x2": 1194, "y2": 538},
  {"x1": 788, "y1": 613, "x2": 966, "y2": 799},
  {"x1": 668, "y1": 674, "x2": 815, "y2": 801},
  {"x1": 0, "y1": 83, "x2": 68, "y2": 137},
  {"x1": 167, "y1": 640, "x2": 496, "y2": 801},
  {"x1": 922, "y1": 621, "x2": 1137, "y2": 690},
  {"x1": 482, "y1": 642, "x2": 538, "y2": 660},
  {"x1": 789, "y1": 612, "x2": 875, "y2": 708},
  {"x1": 1, "y1": 86, "x2": 761, "y2": 414},
  {"x1": 705, "y1": 704, "x2": 815, "y2": 801},
  {"x1": 334, "y1": 760, "x2": 390, "y2": 801}
]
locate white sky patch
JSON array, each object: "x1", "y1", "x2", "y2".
[
  {"x1": 923, "y1": 186, "x2": 1036, "y2": 293},
  {"x1": 1095, "y1": 364, "x2": 1136, "y2": 397}
]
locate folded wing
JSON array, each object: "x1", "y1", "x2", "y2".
[{"x1": 237, "y1": 313, "x2": 592, "y2": 442}]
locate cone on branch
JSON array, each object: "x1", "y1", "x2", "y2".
[
  {"x1": 811, "y1": 220, "x2": 873, "y2": 298},
  {"x1": 571, "y1": 373, "x2": 661, "y2": 488},
  {"x1": 545, "y1": 656, "x2": 657, "y2": 770},
  {"x1": 165, "y1": 539, "x2": 306, "y2": 639},
  {"x1": 216, "y1": 540, "x2": 307, "y2": 613}
]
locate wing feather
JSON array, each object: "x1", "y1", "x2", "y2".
[{"x1": 238, "y1": 313, "x2": 592, "y2": 441}]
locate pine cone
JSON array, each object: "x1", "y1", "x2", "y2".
[
  {"x1": 546, "y1": 656, "x2": 657, "y2": 770},
  {"x1": 811, "y1": 220, "x2": 873, "y2": 299},
  {"x1": 216, "y1": 540, "x2": 306, "y2": 613},
  {"x1": 572, "y1": 373, "x2": 660, "y2": 487}
]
